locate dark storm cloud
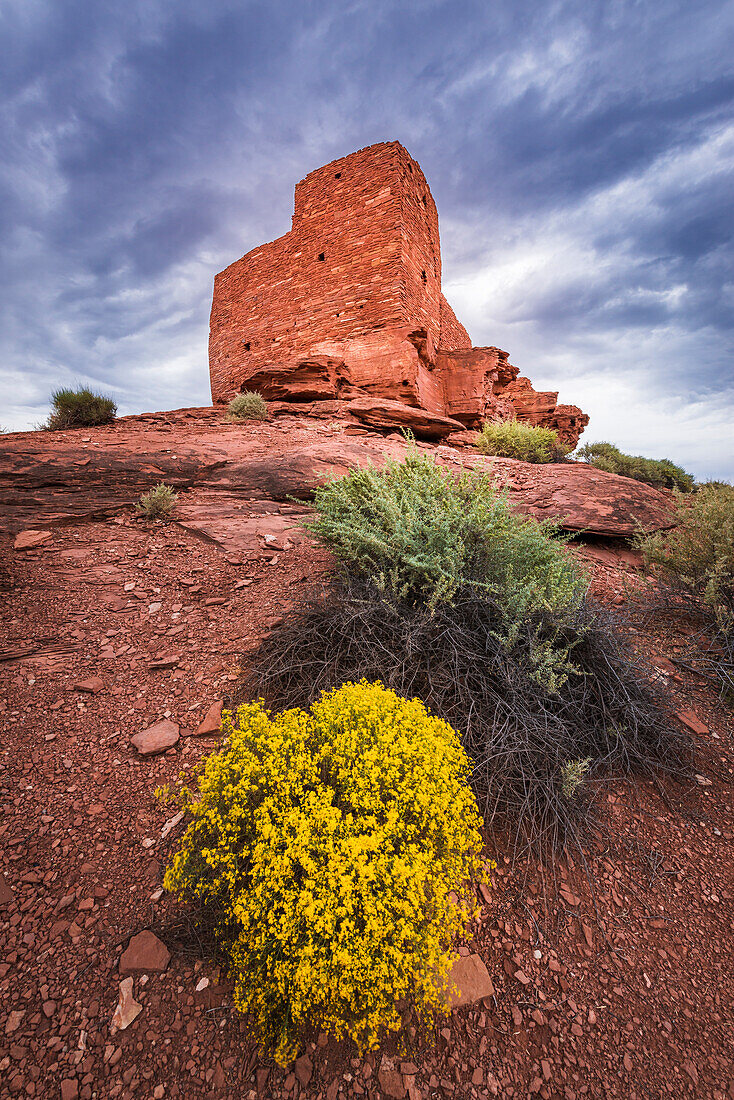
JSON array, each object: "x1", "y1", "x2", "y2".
[{"x1": 1, "y1": 0, "x2": 733, "y2": 476}]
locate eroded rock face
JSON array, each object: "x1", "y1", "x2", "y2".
[
  {"x1": 209, "y1": 141, "x2": 588, "y2": 447},
  {"x1": 346, "y1": 396, "x2": 465, "y2": 440}
]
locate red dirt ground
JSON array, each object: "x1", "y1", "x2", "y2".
[{"x1": 1, "y1": 418, "x2": 733, "y2": 1100}]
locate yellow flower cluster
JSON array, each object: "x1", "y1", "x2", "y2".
[{"x1": 162, "y1": 681, "x2": 487, "y2": 1063}]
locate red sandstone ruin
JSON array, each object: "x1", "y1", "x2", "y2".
[{"x1": 209, "y1": 141, "x2": 588, "y2": 446}]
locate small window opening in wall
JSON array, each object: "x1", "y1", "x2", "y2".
[
  {"x1": 422, "y1": 194, "x2": 427, "y2": 206},
  {"x1": 334, "y1": 172, "x2": 341, "y2": 178},
  {"x1": 421, "y1": 270, "x2": 427, "y2": 284},
  {"x1": 317, "y1": 252, "x2": 325, "y2": 261},
  {"x1": 242, "y1": 341, "x2": 251, "y2": 350}
]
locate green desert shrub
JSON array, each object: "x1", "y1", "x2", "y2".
[
  {"x1": 161, "y1": 681, "x2": 486, "y2": 1061},
  {"x1": 636, "y1": 483, "x2": 734, "y2": 700},
  {"x1": 43, "y1": 386, "x2": 117, "y2": 430},
  {"x1": 476, "y1": 420, "x2": 568, "y2": 463},
  {"x1": 136, "y1": 483, "x2": 178, "y2": 520},
  {"x1": 636, "y1": 482, "x2": 734, "y2": 625},
  {"x1": 309, "y1": 450, "x2": 585, "y2": 627},
  {"x1": 227, "y1": 391, "x2": 268, "y2": 421},
  {"x1": 575, "y1": 441, "x2": 694, "y2": 492}
]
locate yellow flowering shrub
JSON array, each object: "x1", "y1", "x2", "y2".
[{"x1": 162, "y1": 681, "x2": 486, "y2": 1062}]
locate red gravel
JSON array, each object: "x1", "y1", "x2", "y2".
[{"x1": 1, "y1": 439, "x2": 733, "y2": 1100}]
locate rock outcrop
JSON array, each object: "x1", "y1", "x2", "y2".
[
  {"x1": 209, "y1": 142, "x2": 589, "y2": 447},
  {"x1": 0, "y1": 408, "x2": 670, "y2": 540}
]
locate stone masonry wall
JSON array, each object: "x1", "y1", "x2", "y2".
[
  {"x1": 209, "y1": 141, "x2": 589, "y2": 447},
  {"x1": 209, "y1": 142, "x2": 455, "y2": 402}
]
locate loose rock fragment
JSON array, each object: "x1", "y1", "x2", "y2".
[
  {"x1": 119, "y1": 930, "x2": 171, "y2": 975},
  {"x1": 295, "y1": 1054, "x2": 313, "y2": 1088},
  {"x1": 378, "y1": 1056, "x2": 407, "y2": 1099},
  {"x1": 0, "y1": 872, "x2": 13, "y2": 907},
  {"x1": 73, "y1": 676, "x2": 105, "y2": 694},
  {"x1": 677, "y1": 708, "x2": 709, "y2": 735},
  {"x1": 111, "y1": 977, "x2": 143, "y2": 1029},
  {"x1": 193, "y1": 699, "x2": 223, "y2": 736},
  {"x1": 14, "y1": 529, "x2": 53, "y2": 550},
  {"x1": 131, "y1": 719, "x2": 180, "y2": 755},
  {"x1": 447, "y1": 953, "x2": 495, "y2": 1008}
]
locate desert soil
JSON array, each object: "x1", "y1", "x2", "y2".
[{"x1": 1, "y1": 412, "x2": 733, "y2": 1100}]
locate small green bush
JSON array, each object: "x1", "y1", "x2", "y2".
[
  {"x1": 476, "y1": 420, "x2": 568, "y2": 463},
  {"x1": 161, "y1": 681, "x2": 486, "y2": 1061},
  {"x1": 636, "y1": 482, "x2": 734, "y2": 630},
  {"x1": 309, "y1": 451, "x2": 587, "y2": 688},
  {"x1": 246, "y1": 453, "x2": 692, "y2": 852},
  {"x1": 136, "y1": 483, "x2": 178, "y2": 520},
  {"x1": 43, "y1": 386, "x2": 117, "y2": 430},
  {"x1": 575, "y1": 442, "x2": 694, "y2": 492},
  {"x1": 310, "y1": 450, "x2": 584, "y2": 605},
  {"x1": 227, "y1": 391, "x2": 268, "y2": 421}
]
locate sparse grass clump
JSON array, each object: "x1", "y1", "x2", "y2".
[
  {"x1": 136, "y1": 483, "x2": 178, "y2": 520},
  {"x1": 161, "y1": 681, "x2": 485, "y2": 1061},
  {"x1": 576, "y1": 442, "x2": 694, "y2": 492},
  {"x1": 476, "y1": 420, "x2": 568, "y2": 463},
  {"x1": 227, "y1": 391, "x2": 268, "y2": 421},
  {"x1": 43, "y1": 386, "x2": 117, "y2": 430}
]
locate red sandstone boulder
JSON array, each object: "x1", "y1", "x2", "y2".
[{"x1": 485, "y1": 458, "x2": 672, "y2": 537}]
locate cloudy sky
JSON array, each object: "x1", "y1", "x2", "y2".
[{"x1": 1, "y1": 0, "x2": 733, "y2": 479}]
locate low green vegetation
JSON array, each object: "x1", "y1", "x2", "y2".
[
  {"x1": 227, "y1": 391, "x2": 268, "y2": 421},
  {"x1": 161, "y1": 682, "x2": 486, "y2": 1062},
  {"x1": 43, "y1": 386, "x2": 117, "y2": 430},
  {"x1": 476, "y1": 420, "x2": 568, "y2": 463},
  {"x1": 575, "y1": 441, "x2": 694, "y2": 491},
  {"x1": 136, "y1": 483, "x2": 178, "y2": 520},
  {"x1": 309, "y1": 450, "x2": 584, "y2": 629},
  {"x1": 636, "y1": 482, "x2": 734, "y2": 699}
]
